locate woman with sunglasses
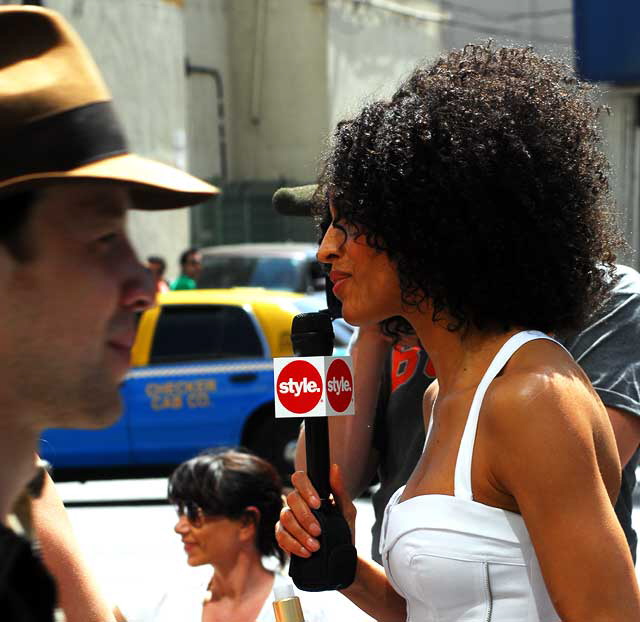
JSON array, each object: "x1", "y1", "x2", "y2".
[{"x1": 115, "y1": 448, "x2": 369, "y2": 622}]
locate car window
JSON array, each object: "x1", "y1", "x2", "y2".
[
  {"x1": 149, "y1": 305, "x2": 264, "y2": 364},
  {"x1": 198, "y1": 256, "x2": 304, "y2": 291}
]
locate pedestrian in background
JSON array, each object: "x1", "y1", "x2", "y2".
[
  {"x1": 170, "y1": 248, "x2": 202, "y2": 290},
  {"x1": 114, "y1": 448, "x2": 374, "y2": 622},
  {"x1": 147, "y1": 255, "x2": 170, "y2": 293}
]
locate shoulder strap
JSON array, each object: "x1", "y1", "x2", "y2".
[{"x1": 454, "y1": 330, "x2": 560, "y2": 500}]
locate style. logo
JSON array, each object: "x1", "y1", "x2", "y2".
[
  {"x1": 276, "y1": 359, "x2": 323, "y2": 414},
  {"x1": 326, "y1": 358, "x2": 353, "y2": 413}
]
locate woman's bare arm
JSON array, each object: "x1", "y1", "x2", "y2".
[{"x1": 490, "y1": 370, "x2": 640, "y2": 621}]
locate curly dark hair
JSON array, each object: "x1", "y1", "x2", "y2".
[
  {"x1": 315, "y1": 43, "x2": 622, "y2": 334},
  {"x1": 168, "y1": 447, "x2": 286, "y2": 566}
]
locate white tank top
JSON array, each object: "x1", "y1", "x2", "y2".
[{"x1": 380, "y1": 330, "x2": 562, "y2": 622}]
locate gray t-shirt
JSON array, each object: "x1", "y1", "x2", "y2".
[
  {"x1": 560, "y1": 264, "x2": 640, "y2": 560},
  {"x1": 370, "y1": 264, "x2": 640, "y2": 563}
]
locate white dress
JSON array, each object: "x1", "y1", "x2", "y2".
[{"x1": 380, "y1": 331, "x2": 562, "y2": 621}]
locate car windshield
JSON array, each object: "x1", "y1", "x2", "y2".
[{"x1": 198, "y1": 256, "x2": 303, "y2": 291}]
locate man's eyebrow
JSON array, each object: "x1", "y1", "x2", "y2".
[{"x1": 75, "y1": 194, "x2": 128, "y2": 219}]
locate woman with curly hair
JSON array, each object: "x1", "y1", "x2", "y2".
[{"x1": 276, "y1": 44, "x2": 640, "y2": 621}]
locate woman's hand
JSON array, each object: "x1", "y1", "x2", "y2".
[{"x1": 276, "y1": 464, "x2": 356, "y2": 558}]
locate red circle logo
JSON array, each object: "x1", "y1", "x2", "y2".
[
  {"x1": 276, "y1": 360, "x2": 323, "y2": 414},
  {"x1": 326, "y1": 359, "x2": 353, "y2": 413}
]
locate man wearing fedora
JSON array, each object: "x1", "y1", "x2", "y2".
[{"x1": 0, "y1": 5, "x2": 217, "y2": 620}]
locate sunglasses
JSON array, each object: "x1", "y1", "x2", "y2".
[{"x1": 174, "y1": 501, "x2": 206, "y2": 527}]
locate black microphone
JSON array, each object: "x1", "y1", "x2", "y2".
[{"x1": 288, "y1": 312, "x2": 357, "y2": 591}]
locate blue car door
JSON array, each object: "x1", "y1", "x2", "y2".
[{"x1": 126, "y1": 303, "x2": 274, "y2": 465}]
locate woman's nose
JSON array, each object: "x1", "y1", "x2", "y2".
[
  {"x1": 317, "y1": 225, "x2": 343, "y2": 263},
  {"x1": 174, "y1": 516, "x2": 189, "y2": 534}
]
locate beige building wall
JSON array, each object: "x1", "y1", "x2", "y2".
[
  {"x1": 327, "y1": 0, "x2": 444, "y2": 128},
  {"x1": 184, "y1": 0, "x2": 231, "y2": 183},
  {"x1": 226, "y1": 0, "x2": 330, "y2": 182}
]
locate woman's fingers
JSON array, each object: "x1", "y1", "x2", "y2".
[
  {"x1": 276, "y1": 499, "x2": 320, "y2": 557},
  {"x1": 275, "y1": 470, "x2": 323, "y2": 558},
  {"x1": 291, "y1": 470, "x2": 321, "y2": 509}
]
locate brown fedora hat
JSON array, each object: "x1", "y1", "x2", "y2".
[{"x1": 0, "y1": 5, "x2": 218, "y2": 209}]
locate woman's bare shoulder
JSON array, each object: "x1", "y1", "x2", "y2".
[{"x1": 483, "y1": 339, "x2": 620, "y2": 497}]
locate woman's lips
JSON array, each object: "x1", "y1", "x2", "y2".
[
  {"x1": 183, "y1": 542, "x2": 196, "y2": 553},
  {"x1": 329, "y1": 271, "x2": 350, "y2": 297}
]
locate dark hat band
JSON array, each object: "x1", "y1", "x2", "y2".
[{"x1": 0, "y1": 101, "x2": 128, "y2": 183}]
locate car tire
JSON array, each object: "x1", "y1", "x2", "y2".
[{"x1": 243, "y1": 411, "x2": 302, "y2": 481}]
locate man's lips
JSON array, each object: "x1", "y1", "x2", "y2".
[
  {"x1": 107, "y1": 341, "x2": 133, "y2": 355},
  {"x1": 107, "y1": 332, "x2": 136, "y2": 352}
]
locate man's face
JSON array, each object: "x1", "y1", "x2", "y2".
[
  {"x1": 183, "y1": 251, "x2": 202, "y2": 279},
  {"x1": 0, "y1": 183, "x2": 155, "y2": 431}
]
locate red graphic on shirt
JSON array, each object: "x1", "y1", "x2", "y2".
[
  {"x1": 326, "y1": 358, "x2": 353, "y2": 412},
  {"x1": 391, "y1": 347, "x2": 436, "y2": 392},
  {"x1": 276, "y1": 360, "x2": 323, "y2": 414}
]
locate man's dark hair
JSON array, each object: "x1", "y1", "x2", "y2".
[
  {"x1": 168, "y1": 447, "x2": 286, "y2": 566},
  {"x1": 0, "y1": 191, "x2": 36, "y2": 261},
  {"x1": 179, "y1": 247, "x2": 199, "y2": 268},
  {"x1": 147, "y1": 255, "x2": 166, "y2": 275},
  {"x1": 315, "y1": 43, "x2": 622, "y2": 335}
]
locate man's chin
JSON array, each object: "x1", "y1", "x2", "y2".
[{"x1": 49, "y1": 393, "x2": 124, "y2": 430}]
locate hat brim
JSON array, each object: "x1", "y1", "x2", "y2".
[{"x1": 0, "y1": 153, "x2": 219, "y2": 209}]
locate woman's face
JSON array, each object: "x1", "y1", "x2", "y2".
[
  {"x1": 174, "y1": 505, "x2": 246, "y2": 567},
  {"x1": 317, "y1": 201, "x2": 402, "y2": 326}
]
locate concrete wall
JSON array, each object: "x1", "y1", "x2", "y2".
[
  {"x1": 226, "y1": 0, "x2": 330, "y2": 183},
  {"x1": 600, "y1": 90, "x2": 640, "y2": 267},
  {"x1": 328, "y1": 0, "x2": 443, "y2": 127},
  {"x1": 183, "y1": 0, "x2": 230, "y2": 183},
  {"x1": 441, "y1": 0, "x2": 573, "y2": 60}
]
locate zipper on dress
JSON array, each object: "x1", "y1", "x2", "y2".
[{"x1": 483, "y1": 562, "x2": 493, "y2": 622}]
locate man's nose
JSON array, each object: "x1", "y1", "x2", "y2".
[{"x1": 122, "y1": 256, "x2": 157, "y2": 313}]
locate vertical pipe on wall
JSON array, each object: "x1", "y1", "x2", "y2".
[
  {"x1": 185, "y1": 59, "x2": 228, "y2": 182},
  {"x1": 250, "y1": 0, "x2": 268, "y2": 125}
]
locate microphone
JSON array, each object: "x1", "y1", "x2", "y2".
[
  {"x1": 285, "y1": 312, "x2": 357, "y2": 591},
  {"x1": 272, "y1": 185, "x2": 316, "y2": 216}
]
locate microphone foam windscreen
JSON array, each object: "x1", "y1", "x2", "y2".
[{"x1": 272, "y1": 184, "x2": 317, "y2": 215}]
